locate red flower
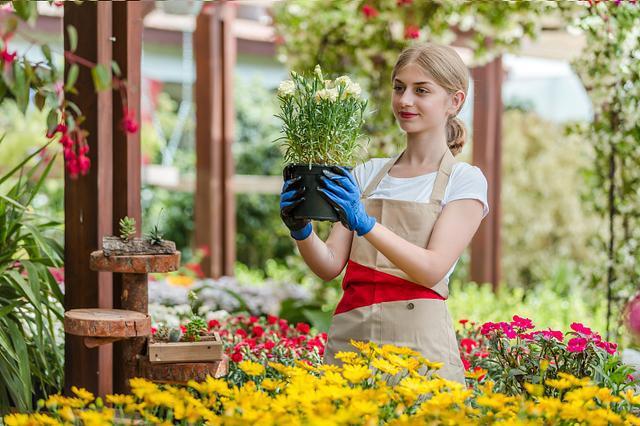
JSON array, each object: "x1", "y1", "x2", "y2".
[
  {"x1": 264, "y1": 340, "x2": 275, "y2": 350},
  {"x1": 459, "y1": 319, "x2": 469, "y2": 325},
  {"x1": 460, "y1": 338, "x2": 477, "y2": 353},
  {"x1": 236, "y1": 328, "x2": 247, "y2": 338},
  {"x1": 267, "y1": 315, "x2": 278, "y2": 325},
  {"x1": 473, "y1": 366, "x2": 486, "y2": 381},
  {"x1": 296, "y1": 322, "x2": 310, "y2": 334},
  {"x1": 120, "y1": 107, "x2": 139, "y2": 134},
  {"x1": 208, "y1": 319, "x2": 220, "y2": 329},
  {"x1": 0, "y1": 46, "x2": 16, "y2": 64},
  {"x1": 245, "y1": 338, "x2": 257, "y2": 349},
  {"x1": 567, "y1": 337, "x2": 588, "y2": 353},
  {"x1": 404, "y1": 25, "x2": 420, "y2": 40},
  {"x1": 570, "y1": 322, "x2": 593, "y2": 336},
  {"x1": 185, "y1": 262, "x2": 205, "y2": 278},
  {"x1": 151, "y1": 327, "x2": 157, "y2": 335},
  {"x1": 248, "y1": 316, "x2": 259, "y2": 324},
  {"x1": 179, "y1": 325, "x2": 186, "y2": 333},
  {"x1": 230, "y1": 351, "x2": 243, "y2": 363},
  {"x1": 252, "y1": 325, "x2": 264, "y2": 338},
  {"x1": 361, "y1": 4, "x2": 379, "y2": 18},
  {"x1": 462, "y1": 357, "x2": 471, "y2": 370},
  {"x1": 197, "y1": 244, "x2": 211, "y2": 257},
  {"x1": 218, "y1": 329, "x2": 229, "y2": 337}
]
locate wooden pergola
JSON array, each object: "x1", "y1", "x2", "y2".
[{"x1": 60, "y1": 0, "x2": 532, "y2": 394}]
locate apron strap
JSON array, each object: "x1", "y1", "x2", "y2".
[
  {"x1": 429, "y1": 149, "x2": 457, "y2": 204},
  {"x1": 362, "y1": 153, "x2": 402, "y2": 198}
]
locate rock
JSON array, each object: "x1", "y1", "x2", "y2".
[{"x1": 102, "y1": 236, "x2": 176, "y2": 256}]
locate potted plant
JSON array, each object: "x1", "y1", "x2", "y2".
[
  {"x1": 274, "y1": 64, "x2": 369, "y2": 221},
  {"x1": 148, "y1": 291, "x2": 223, "y2": 363}
]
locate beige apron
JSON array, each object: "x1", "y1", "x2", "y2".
[{"x1": 323, "y1": 149, "x2": 465, "y2": 384}]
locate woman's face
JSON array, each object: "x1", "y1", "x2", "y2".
[{"x1": 391, "y1": 63, "x2": 462, "y2": 134}]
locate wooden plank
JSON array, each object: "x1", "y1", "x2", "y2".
[
  {"x1": 64, "y1": 309, "x2": 150, "y2": 337},
  {"x1": 138, "y1": 357, "x2": 229, "y2": 384},
  {"x1": 63, "y1": 1, "x2": 113, "y2": 397},
  {"x1": 470, "y1": 57, "x2": 503, "y2": 291},
  {"x1": 112, "y1": 1, "x2": 144, "y2": 395},
  {"x1": 90, "y1": 250, "x2": 181, "y2": 274},
  {"x1": 194, "y1": 2, "x2": 237, "y2": 279}
]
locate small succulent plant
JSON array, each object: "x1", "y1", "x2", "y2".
[
  {"x1": 146, "y1": 208, "x2": 164, "y2": 245},
  {"x1": 119, "y1": 216, "x2": 136, "y2": 242},
  {"x1": 184, "y1": 315, "x2": 208, "y2": 342},
  {"x1": 154, "y1": 324, "x2": 170, "y2": 341},
  {"x1": 168, "y1": 327, "x2": 182, "y2": 343}
]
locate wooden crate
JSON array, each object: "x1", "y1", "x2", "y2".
[{"x1": 148, "y1": 333, "x2": 223, "y2": 363}]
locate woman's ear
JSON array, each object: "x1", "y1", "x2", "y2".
[{"x1": 448, "y1": 90, "x2": 465, "y2": 115}]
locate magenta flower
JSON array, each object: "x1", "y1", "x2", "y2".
[
  {"x1": 570, "y1": 322, "x2": 593, "y2": 336},
  {"x1": 511, "y1": 315, "x2": 535, "y2": 330},
  {"x1": 595, "y1": 340, "x2": 617, "y2": 355},
  {"x1": 567, "y1": 337, "x2": 588, "y2": 352}
]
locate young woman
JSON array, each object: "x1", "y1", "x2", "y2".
[{"x1": 279, "y1": 43, "x2": 489, "y2": 383}]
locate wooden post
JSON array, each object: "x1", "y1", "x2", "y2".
[
  {"x1": 470, "y1": 57, "x2": 503, "y2": 291},
  {"x1": 194, "y1": 2, "x2": 237, "y2": 278},
  {"x1": 111, "y1": 0, "x2": 144, "y2": 395},
  {"x1": 63, "y1": 1, "x2": 113, "y2": 396}
]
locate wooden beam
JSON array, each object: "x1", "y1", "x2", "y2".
[
  {"x1": 111, "y1": 0, "x2": 143, "y2": 395},
  {"x1": 63, "y1": 1, "x2": 113, "y2": 397},
  {"x1": 470, "y1": 57, "x2": 503, "y2": 291},
  {"x1": 194, "y1": 1, "x2": 237, "y2": 278}
]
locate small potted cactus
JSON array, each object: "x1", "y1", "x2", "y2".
[
  {"x1": 101, "y1": 213, "x2": 176, "y2": 256},
  {"x1": 274, "y1": 64, "x2": 369, "y2": 221},
  {"x1": 148, "y1": 292, "x2": 222, "y2": 363}
]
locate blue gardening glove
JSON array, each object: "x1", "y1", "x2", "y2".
[
  {"x1": 280, "y1": 176, "x2": 312, "y2": 240},
  {"x1": 318, "y1": 166, "x2": 376, "y2": 236}
]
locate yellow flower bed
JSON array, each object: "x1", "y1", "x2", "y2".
[{"x1": 4, "y1": 341, "x2": 639, "y2": 425}]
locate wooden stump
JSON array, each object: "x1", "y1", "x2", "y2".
[
  {"x1": 102, "y1": 236, "x2": 176, "y2": 256},
  {"x1": 89, "y1": 250, "x2": 181, "y2": 273},
  {"x1": 64, "y1": 309, "x2": 151, "y2": 337}
]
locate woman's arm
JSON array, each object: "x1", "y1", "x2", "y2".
[
  {"x1": 295, "y1": 222, "x2": 354, "y2": 281},
  {"x1": 363, "y1": 199, "x2": 484, "y2": 287}
]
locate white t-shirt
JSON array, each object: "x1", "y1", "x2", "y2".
[{"x1": 352, "y1": 157, "x2": 490, "y2": 284}]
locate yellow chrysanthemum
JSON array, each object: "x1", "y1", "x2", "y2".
[
  {"x1": 524, "y1": 382, "x2": 544, "y2": 397},
  {"x1": 3, "y1": 414, "x2": 31, "y2": 426},
  {"x1": 71, "y1": 386, "x2": 94, "y2": 403},
  {"x1": 106, "y1": 393, "x2": 134, "y2": 406},
  {"x1": 239, "y1": 360, "x2": 266, "y2": 376},
  {"x1": 342, "y1": 364, "x2": 372, "y2": 384},
  {"x1": 371, "y1": 357, "x2": 401, "y2": 376}
]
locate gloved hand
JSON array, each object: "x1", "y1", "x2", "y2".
[
  {"x1": 318, "y1": 166, "x2": 376, "y2": 236},
  {"x1": 280, "y1": 175, "x2": 312, "y2": 240}
]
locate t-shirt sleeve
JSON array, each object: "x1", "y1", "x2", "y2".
[
  {"x1": 352, "y1": 159, "x2": 374, "y2": 194},
  {"x1": 445, "y1": 164, "x2": 490, "y2": 218}
]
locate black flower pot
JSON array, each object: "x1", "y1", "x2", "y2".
[{"x1": 283, "y1": 164, "x2": 351, "y2": 222}]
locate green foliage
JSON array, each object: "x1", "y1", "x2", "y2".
[
  {"x1": 274, "y1": 66, "x2": 369, "y2": 166},
  {"x1": 567, "y1": 1, "x2": 640, "y2": 339},
  {"x1": 184, "y1": 316, "x2": 207, "y2": 342},
  {"x1": 501, "y1": 109, "x2": 600, "y2": 289},
  {"x1": 0, "y1": 140, "x2": 64, "y2": 413},
  {"x1": 272, "y1": 0, "x2": 579, "y2": 155},
  {"x1": 118, "y1": 216, "x2": 136, "y2": 242},
  {"x1": 146, "y1": 209, "x2": 164, "y2": 245}
]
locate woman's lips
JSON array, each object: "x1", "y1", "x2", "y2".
[{"x1": 400, "y1": 112, "x2": 418, "y2": 119}]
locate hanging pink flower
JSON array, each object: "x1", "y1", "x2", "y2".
[
  {"x1": 404, "y1": 25, "x2": 420, "y2": 40},
  {"x1": 361, "y1": 4, "x2": 379, "y2": 19},
  {"x1": 567, "y1": 337, "x2": 588, "y2": 352},
  {"x1": 120, "y1": 107, "x2": 139, "y2": 134}
]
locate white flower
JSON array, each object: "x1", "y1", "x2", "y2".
[
  {"x1": 314, "y1": 64, "x2": 323, "y2": 81},
  {"x1": 335, "y1": 76, "x2": 352, "y2": 87},
  {"x1": 324, "y1": 79, "x2": 334, "y2": 89},
  {"x1": 344, "y1": 82, "x2": 362, "y2": 98},
  {"x1": 278, "y1": 80, "x2": 296, "y2": 97},
  {"x1": 314, "y1": 88, "x2": 338, "y2": 102}
]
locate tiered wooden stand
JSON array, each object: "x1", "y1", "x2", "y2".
[{"x1": 63, "y1": 249, "x2": 228, "y2": 392}]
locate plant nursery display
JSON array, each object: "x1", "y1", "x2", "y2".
[{"x1": 275, "y1": 65, "x2": 369, "y2": 221}]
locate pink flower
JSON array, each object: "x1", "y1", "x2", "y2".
[
  {"x1": 539, "y1": 329, "x2": 564, "y2": 342},
  {"x1": 512, "y1": 315, "x2": 535, "y2": 330},
  {"x1": 151, "y1": 327, "x2": 157, "y2": 335},
  {"x1": 361, "y1": 4, "x2": 379, "y2": 19},
  {"x1": 296, "y1": 322, "x2": 310, "y2": 334},
  {"x1": 120, "y1": 107, "x2": 139, "y2": 134},
  {"x1": 77, "y1": 154, "x2": 90, "y2": 175},
  {"x1": 570, "y1": 322, "x2": 593, "y2": 336},
  {"x1": 480, "y1": 321, "x2": 498, "y2": 335},
  {"x1": 500, "y1": 322, "x2": 517, "y2": 339},
  {"x1": 627, "y1": 296, "x2": 640, "y2": 335},
  {"x1": 595, "y1": 340, "x2": 617, "y2": 355},
  {"x1": 404, "y1": 25, "x2": 420, "y2": 40},
  {"x1": 567, "y1": 337, "x2": 588, "y2": 352}
]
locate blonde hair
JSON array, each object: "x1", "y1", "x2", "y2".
[{"x1": 391, "y1": 43, "x2": 469, "y2": 156}]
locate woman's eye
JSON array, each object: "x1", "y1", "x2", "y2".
[
  {"x1": 393, "y1": 86, "x2": 404, "y2": 92},
  {"x1": 417, "y1": 88, "x2": 428, "y2": 94}
]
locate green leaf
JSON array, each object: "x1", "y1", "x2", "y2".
[
  {"x1": 12, "y1": 1, "x2": 37, "y2": 24},
  {"x1": 46, "y1": 108, "x2": 58, "y2": 137},
  {"x1": 111, "y1": 60, "x2": 122, "y2": 77},
  {"x1": 90, "y1": 64, "x2": 111, "y2": 91},
  {"x1": 66, "y1": 24, "x2": 78, "y2": 53},
  {"x1": 65, "y1": 63, "x2": 79, "y2": 91},
  {"x1": 41, "y1": 44, "x2": 52, "y2": 64}
]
